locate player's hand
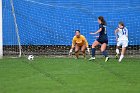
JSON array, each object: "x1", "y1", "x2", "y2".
[
  {"x1": 95, "y1": 36, "x2": 99, "y2": 38},
  {"x1": 69, "y1": 49, "x2": 73, "y2": 56},
  {"x1": 87, "y1": 48, "x2": 90, "y2": 54},
  {"x1": 116, "y1": 38, "x2": 118, "y2": 42},
  {"x1": 90, "y1": 32, "x2": 96, "y2": 35}
]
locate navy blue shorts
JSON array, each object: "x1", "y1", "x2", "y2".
[{"x1": 97, "y1": 38, "x2": 108, "y2": 44}]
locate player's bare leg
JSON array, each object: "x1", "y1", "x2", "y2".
[
  {"x1": 75, "y1": 52, "x2": 79, "y2": 59},
  {"x1": 75, "y1": 45, "x2": 80, "y2": 59},
  {"x1": 81, "y1": 44, "x2": 86, "y2": 59},
  {"x1": 119, "y1": 47, "x2": 126, "y2": 62},
  {"x1": 101, "y1": 43, "x2": 109, "y2": 62},
  {"x1": 89, "y1": 41, "x2": 100, "y2": 61}
]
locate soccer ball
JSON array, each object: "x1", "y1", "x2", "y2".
[{"x1": 28, "y1": 55, "x2": 34, "y2": 60}]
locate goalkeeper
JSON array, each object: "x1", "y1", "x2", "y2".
[{"x1": 69, "y1": 30, "x2": 90, "y2": 59}]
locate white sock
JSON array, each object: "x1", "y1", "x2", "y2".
[
  {"x1": 119, "y1": 55, "x2": 124, "y2": 62},
  {"x1": 116, "y1": 49, "x2": 119, "y2": 54}
]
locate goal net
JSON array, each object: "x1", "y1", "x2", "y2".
[{"x1": 2, "y1": 0, "x2": 140, "y2": 58}]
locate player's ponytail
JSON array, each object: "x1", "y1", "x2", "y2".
[{"x1": 98, "y1": 16, "x2": 107, "y2": 25}]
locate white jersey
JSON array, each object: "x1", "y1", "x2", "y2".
[{"x1": 117, "y1": 27, "x2": 128, "y2": 41}]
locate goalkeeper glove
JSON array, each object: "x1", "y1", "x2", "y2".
[
  {"x1": 87, "y1": 48, "x2": 90, "y2": 54},
  {"x1": 69, "y1": 49, "x2": 73, "y2": 56}
]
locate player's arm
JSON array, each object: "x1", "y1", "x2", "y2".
[
  {"x1": 69, "y1": 37, "x2": 76, "y2": 55},
  {"x1": 71, "y1": 37, "x2": 76, "y2": 49},
  {"x1": 114, "y1": 28, "x2": 119, "y2": 41},
  {"x1": 85, "y1": 39, "x2": 90, "y2": 54},
  {"x1": 90, "y1": 24, "x2": 103, "y2": 34},
  {"x1": 83, "y1": 36, "x2": 90, "y2": 54},
  {"x1": 82, "y1": 36, "x2": 88, "y2": 47},
  {"x1": 125, "y1": 28, "x2": 128, "y2": 37},
  {"x1": 90, "y1": 28, "x2": 102, "y2": 35}
]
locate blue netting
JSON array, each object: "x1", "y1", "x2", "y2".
[{"x1": 3, "y1": 0, "x2": 140, "y2": 45}]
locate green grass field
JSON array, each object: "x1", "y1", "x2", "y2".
[{"x1": 0, "y1": 57, "x2": 140, "y2": 93}]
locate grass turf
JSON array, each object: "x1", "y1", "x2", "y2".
[{"x1": 0, "y1": 57, "x2": 140, "y2": 93}]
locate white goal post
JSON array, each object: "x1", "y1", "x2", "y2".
[
  {"x1": 0, "y1": 0, "x2": 3, "y2": 59},
  {"x1": 10, "y1": 0, "x2": 22, "y2": 57},
  {"x1": 0, "y1": 0, "x2": 22, "y2": 58}
]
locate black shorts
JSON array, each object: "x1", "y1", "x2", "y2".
[{"x1": 97, "y1": 38, "x2": 108, "y2": 44}]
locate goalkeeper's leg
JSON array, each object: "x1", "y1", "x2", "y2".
[
  {"x1": 81, "y1": 44, "x2": 86, "y2": 58},
  {"x1": 75, "y1": 44, "x2": 80, "y2": 59}
]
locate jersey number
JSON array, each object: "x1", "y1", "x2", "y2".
[
  {"x1": 103, "y1": 25, "x2": 107, "y2": 34},
  {"x1": 122, "y1": 29, "x2": 126, "y2": 35}
]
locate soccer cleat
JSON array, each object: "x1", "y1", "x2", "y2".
[
  {"x1": 118, "y1": 55, "x2": 124, "y2": 63},
  {"x1": 89, "y1": 57, "x2": 95, "y2": 61},
  {"x1": 105, "y1": 57, "x2": 109, "y2": 62},
  {"x1": 118, "y1": 60, "x2": 121, "y2": 63},
  {"x1": 118, "y1": 59, "x2": 122, "y2": 63},
  {"x1": 115, "y1": 54, "x2": 119, "y2": 59}
]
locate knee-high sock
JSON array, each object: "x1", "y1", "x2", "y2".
[
  {"x1": 92, "y1": 48, "x2": 95, "y2": 57},
  {"x1": 119, "y1": 55, "x2": 124, "y2": 62},
  {"x1": 116, "y1": 49, "x2": 119, "y2": 54},
  {"x1": 102, "y1": 50, "x2": 108, "y2": 57}
]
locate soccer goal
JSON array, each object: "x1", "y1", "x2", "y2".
[{"x1": 1, "y1": 0, "x2": 140, "y2": 58}]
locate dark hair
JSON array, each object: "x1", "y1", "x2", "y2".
[
  {"x1": 98, "y1": 16, "x2": 107, "y2": 25},
  {"x1": 75, "y1": 30, "x2": 80, "y2": 33},
  {"x1": 119, "y1": 22, "x2": 125, "y2": 27}
]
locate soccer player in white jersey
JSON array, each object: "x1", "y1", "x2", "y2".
[{"x1": 115, "y1": 22, "x2": 128, "y2": 62}]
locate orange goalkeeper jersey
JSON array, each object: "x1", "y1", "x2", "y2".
[{"x1": 72, "y1": 35, "x2": 88, "y2": 47}]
